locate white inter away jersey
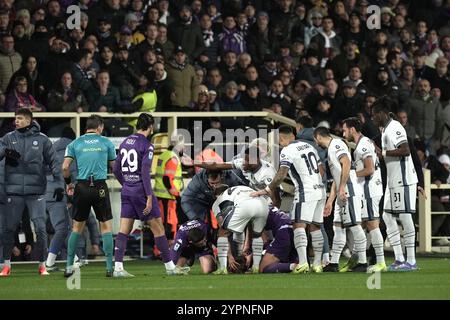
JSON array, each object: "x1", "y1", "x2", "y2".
[
  {"x1": 279, "y1": 141, "x2": 325, "y2": 202},
  {"x1": 231, "y1": 157, "x2": 276, "y2": 190},
  {"x1": 382, "y1": 119, "x2": 418, "y2": 188},
  {"x1": 327, "y1": 138, "x2": 362, "y2": 197},
  {"x1": 212, "y1": 185, "x2": 255, "y2": 216},
  {"x1": 353, "y1": 136, "x2": 383, "y2": 198}
]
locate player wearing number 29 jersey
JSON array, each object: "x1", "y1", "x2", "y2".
[{"x1": 112, "y1": 114, "x2": 183, "y2": 277}]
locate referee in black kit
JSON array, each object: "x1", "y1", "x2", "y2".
[{"x1": 62, "y1": 115, "x2": 117, "y2": 277}]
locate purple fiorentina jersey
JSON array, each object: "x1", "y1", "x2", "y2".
[
  {"x1": 265, "y1": 207, "x2": 292, "y2": 237},
  {"x1": 171, "y1": 220, "x2": 208, "y2": 262},
  {"x1": 113, "y1": 133, "x2": 154, "y2": 197}
]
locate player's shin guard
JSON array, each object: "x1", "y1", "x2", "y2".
[
  {"x1": 383, "y1": 212, "x2": 405, "y2": 262},
  {"x1": 66, "y1": 232, "x2": 80, "y2": 270},
  {"x1": 252, "y1": 237, "x2": 263, "y2": 270},
  {"x1": 369, "y1": 228, "x2": 385, "y2": 264},
  {"x1": 114, "y1": 232, "x2": 128, "y2": 271},
  {"x1": 231, "y1": 232, "x2": 244, "y2": 257},
  {"x1": 350, "y1": 225, "x2": 367, "y2": 264},
  {"x1": 217, "y1": 236, "x2": 228, "y2": 270},
  {"x1": 330, "y1": 226, "x2": 346, "y2": 264},
  {"x1": 262, "y1": 263, "x2": 293, "y2": 273},
  {"x1": 102, "y1": 232, "x2": 113, "y2": 272},
  {"x1": 310, "y1": 229, "x2": 323, "y2": 266},
  {"x1": 399, "y1": 214, "x2": 416, "y2": 265},
  {"x1": 294, "y1": 228, "x2": 308, "y2": 265}
]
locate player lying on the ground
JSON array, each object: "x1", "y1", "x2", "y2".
[
  {"x1": 259, "y1": 206, "x2": 299, "y2": 273},
  {"x1": 171, "y1": 220, "x2": 217, "y2": 274},
  {"x1": 113, "y1": 113, "x2": 188, "y2": 277},
  {"x1": 212, "y1": 184, "x2": 269, "y2": 274}
]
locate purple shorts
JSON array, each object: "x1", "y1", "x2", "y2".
[
  {"x1": 266, "y1": 227, "x2": 298, "y2": 263},
  {"x1": 121, "y1": 194, "x2": 160, "y2": 221}
]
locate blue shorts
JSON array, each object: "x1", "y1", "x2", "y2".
[{"x1": 121, "y1": 194, "x2": 160, "y2": 221}]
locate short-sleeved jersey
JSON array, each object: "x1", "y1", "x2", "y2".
[
  {"x1": 382, "y1": 119, "x2": 418, "y2": 187},
  {"x1": 212, "y1": 185, "x2": 256, "y2": 217},
  {"x1": 231, "y1": 157, "x2": 276, "y2": 190},
  {"x1": 65, "y1": 133, "x2": 116, "y2": 180},
  {"x1": 327, "y1": 138, "x2": 361, "y2": 197},
  {"x1": 353, "y1": 136, "x2": 383, "y2": 198},
  {"x1": 280, "y1": 141, "x2": 325, "y2": 202},
  {"x1": 115, "y1": 133, "x2": 154, "y2": 197}
]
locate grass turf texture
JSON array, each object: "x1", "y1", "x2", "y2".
[{"x1": 1, "y1": 257, "x2": 449, "y2": 300}]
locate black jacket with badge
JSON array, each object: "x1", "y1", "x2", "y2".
[{"x1": 0, "y1": 121, "x2": 61, "y2": 196}]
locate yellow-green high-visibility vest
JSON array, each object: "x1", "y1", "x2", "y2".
[{"x1": 153, "y1": 150, "x2": 183, "y2": 200}]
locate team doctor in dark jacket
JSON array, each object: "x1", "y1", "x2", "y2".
[{"x1": 0, "y1": 108, "x2": 61, "y2": 276}]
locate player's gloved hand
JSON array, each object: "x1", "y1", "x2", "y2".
[
  {"x1": 5, "y1": 148, "x2": 21, "y2": 167},
  {"x1": 53, "y1": 187, "x2": 65, "y2": 202}
]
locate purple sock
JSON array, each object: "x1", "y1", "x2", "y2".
[
  {"x1": 114, "y1": 232, "x2": 128, "y2": 263},
  {"x1": 262, "y1": 263, "x2": 292, "y2": 273},
  {"x1": 154, "y1": 235, "x2": 171, "y2": 263}
]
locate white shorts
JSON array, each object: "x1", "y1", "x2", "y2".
[
  {"x1": 384, "y1": 185, "x2": 417, "y2": 215},
  {"x1": 334, "y1": 196, "x2": 362, "y2": 227},
  {"x1": 290, "y1": 198, "x2": 325, "y2": 225},
  {"x1": 224, "y1": 197, "x2": 269, "y2": 234},
  {"x1": 361, "y1": 196, "x2": 381, "y2": 221}
]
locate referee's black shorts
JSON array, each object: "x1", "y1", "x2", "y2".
[{"x1": 72, "y1": 180, "x2": 113, "y2": 222}]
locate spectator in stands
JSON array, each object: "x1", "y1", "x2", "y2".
[
  {"x1": 217, "y1": 80, "x2": 244, "y2": 129},
  {"x1": 153, "y1": 61, "x2": 172, "y2": 112},
  {"x1": 327, "y1": 39, "x2": 368, "y2": 82},
  {"x1": 47, "y1": 71, "x2": 88, "y2": 113},
  {"x1": 86, "y1": 69, "x2": 121, "y2": 112},
  {"x1": 205, "y1": 67, "x2": 224, "y2": 95},
  {"x1": 0, "y1": 10, "x2": 10, "y2": 38},
  {"x1": 295, "y1": 49, "x2": 325, "y2": 87},
  {"x1": 407, "y1": 79, "x2": 443, "y2": 153},
  {"x1": 7, "y1": 55, "x2": 46, "y2": 104},
  {"x1": 157, "y1": 0, "x2": 174, "y2": 26},
  {"x1": 116, "y1": 25, "x2": 134, "y2": 51},
  {"x1": 332, "y1": 80, "x2": 362, "y2": 125},
  {"x1": 247, "y1": 11, "x2": 278, "y2": 66},
  {"x1": 12, "y1": 21, "x2": 30, "y2": 58},
  {"x1": 219, "y1": 51, "x2": 239, "y2": 84},
  {"x1": 429, "y1": 57, "x2": 450, "y2": 103},
  {"x1": 43, "y1": 37, "x2": 72, "y2": 90},
  {"x1": 309, "y1": 15, "x2": 342, "y2": 67},
  {"x1": 168, "y1": 5, "x2": 204, "y2": 62},
  {"x1": 218, "y1": 15, "x2": 246, "y2": 56},
  {"x1": 259, "y1": 53, "x2": 279, "y2": 87},
  {"x1": 124, "y1": 12, "x2": 144, "y2": 45},
  {"x1": 4, "y1": 76, "x2": 44, "y2": 112},
  {"x1": 166, "y1": 46, "x2": 198, "y2": 117},
  {"x1": 157, "y1": 24, "x2": 174, "y2": 61},
  {"x1": 198, "y1": 13, "x2": 219, "y2": 69},
  {"x1": 398, "y1": 62, "x2": 417, "y2": 96},
  {"x1": 264, "y1": 78, "x2": 293, "y2": 118},
  {"x1": 0, "y1": 34, "x2": 22, "y2": 94},
  {"x1": 69, "y1": 48, "x2": 95, "y2": 95},
  {"x1": 133, "y1": 23, "x2": 163, "y2": 67},
  {"x1": 397, "y1": 109, "x2": 417, "y2": 139},
  {"x1": 15, "y1": 9, "x2": 33, "y2": 39},
  {"x1": 413, "y1": 49, "x2": 434, "y2": 81}
]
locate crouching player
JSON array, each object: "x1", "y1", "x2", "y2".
[
  {"x1": 171, "y1": 220, "x2": 216, "y2": 274},
  {"x1": 212, "y1": 185, "x2": 269, "y2": 274},
  {"x1": 259, "y1": 206, "x2": 298, "y2": 273}
]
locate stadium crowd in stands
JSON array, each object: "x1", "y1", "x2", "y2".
[{"x1": 0, "y1": 0, "x2": 447, "y2": 155}]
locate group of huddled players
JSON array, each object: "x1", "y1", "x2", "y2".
[{"x1": 107, "y1": 101, "x2": 420, "y2": 277}]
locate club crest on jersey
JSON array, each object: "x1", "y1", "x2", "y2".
[{"x1": 33, "y1": 141, "x2": 38, "y2": 146}]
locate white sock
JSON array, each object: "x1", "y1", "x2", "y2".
[
  {"x1": 383, "y1": 212, "x2": 405, "y2": 262},
  {"x1": 39, "y1": 262, "x2": 46, "y2": 268},
  {"x1": 4, "y1": 260, "x2": 11, "y2": 267},
  {"x1": 46, "y1": 252, "x2": 57, "y2": 267},
  {"x1": 346, "y1": 228, "x2": 354, "y2": 253},
  {"x1": 289, "y1": 263, "x2": 296, "y2": 270},
  {"x1": 366, "y1": 230, "x2": 372, "y2": 250},
  {"x1": 74, "y1": 254, "x2": 80, "y2": 263},
  {"x1": 399, "y1": 214, "x2": 416, "y2": 265},
  {"x1": 322, "y1": 252, "x2": 330, "y2": 264},
  {"x1": 232, "y1": 232, "x2": 245, "y2": 257},
  {"x1": 252, "y1": 237, "x2": 264, "y2": 269},
  {"x1": 164, "y1": 261, "x2": 176, "y2": 271},
  {"x1": 330, "y1": 226, "x2": 346, "y2": 264},
  {"x1": 310, "y1": 229, "x2": 324, "y2": 266},
  {"x1": 370, "y1": 228, "x2": 385, "y2": 264},
  {"x1": 217, "y1": 236, "x2": 228, "y2": 270},
  {"x1": 350, "y1": 225, "x2": 367, "y2": 264},
  {"x1": 114, "y1": 261, "x2": 123, "y2": 271},
  {"x1": 294, "y1": 228, "x2": 308, "y2": 265}
]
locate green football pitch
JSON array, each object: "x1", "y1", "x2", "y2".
[{"x1": 1, "y1": 257, "x2": 449, "y2": 300}]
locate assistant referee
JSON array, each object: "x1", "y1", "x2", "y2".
[{"x1": 62, "y1": 115, "x2": 117, "y2": 277}]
